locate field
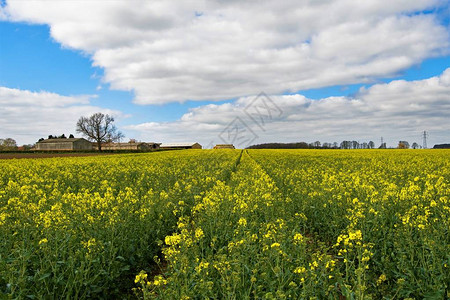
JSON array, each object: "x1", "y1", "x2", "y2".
[
  {"x1": 0, "y1": 152, "x2": 116, "y2": 160},
  {"x1": 0, "y1": 150, "x2": 449, "y2": 299}
]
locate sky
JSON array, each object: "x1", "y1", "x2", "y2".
[{"x1": 0, "y1": 0, "x2": 449, "y2": 148}]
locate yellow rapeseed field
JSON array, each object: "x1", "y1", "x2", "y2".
[{"x1": 1, "y1": 149, "x2": 449, "y2": 299}]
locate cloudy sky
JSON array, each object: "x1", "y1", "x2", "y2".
[{"x1": 0, "y1": 0, "x2": 449, "y2": 148}]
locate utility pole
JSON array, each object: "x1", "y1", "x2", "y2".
[{"x1": 422, "y1": 131, "x2": 428, "y2": 149}]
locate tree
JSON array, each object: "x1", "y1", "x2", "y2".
[
  {"x1": 76, "y1": 112, "x2": 124, "y2": 151},
  {"x1": 368, "y1": 141, "x2": 375, "y2": 149},
  {"x1": 340, "y1": 141, "x2": 351, "y2": 149},
  {"x1": 411, "y1": 142, "x2": 419, "y2": 149},
  {"x1": 0, "y1": 138, "x2": 18, "y2": 151},
  {"x1": 21, "y1": 144, "x2": 34, "y2": 151},
  {"x1": 398, "y1": 141, "x2": 409, "y2": 149},
  {"x1": 69, "y1": 134, "x2": 75, "y2": 138}
]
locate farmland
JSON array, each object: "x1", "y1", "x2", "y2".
[
  {"x1": 1, "y1": 150, "x2": 449, "y2": 299},
  {"x1": 0, "y1": 152, "x2": 117, "y2": 160}
]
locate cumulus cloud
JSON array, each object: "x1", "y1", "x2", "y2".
[
  {"x1": 0, "y1": 87, "x2": 123, "y2": 144},
  {"x1": 125, "y1": 68, "x2": 450, "y2": 148},
  {"x1": 3, "y1": 0, "x2": 449, "y2": 104}
]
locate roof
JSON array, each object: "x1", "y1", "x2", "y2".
[
  {"x1": 160, "y1": 142, "x2": 200, "y2": 147},
  {"x1": 37, "y1": 138, "x2": 89, "y2": 144},
  {"x1": 214, "y1": 144, "x2": 235, "y2": 149}
]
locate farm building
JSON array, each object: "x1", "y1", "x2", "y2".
[
  {"x1": 214, "y1": 144, "x2": 235, "y2": 149},
  {"x1": 160, "y1": 142, "x2": 202, "y2": 149},
  {"x1": 95, "y1": 142, "x2": 161, "y2": 151},
  {"x1": 36, "y1": 138, "x2": 93, "y2": 151}
]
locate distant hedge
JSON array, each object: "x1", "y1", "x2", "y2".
[{"x1": 433, "y1": 144, "x2": 450, "y2": 149}]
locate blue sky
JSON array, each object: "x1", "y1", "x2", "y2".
[
  {"x1": 0, "y1": 1, "x2": 449, "y2": 147},
  {"x1": 0, "y1": 22, "x2": 223, "y2": 124}
]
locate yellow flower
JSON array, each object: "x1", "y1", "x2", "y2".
[
  {"x1": 309, "y1": 260, "x2": 319, "y2": 270},
  {"x1": 195, "y1": 261, "x2": 210, "y2": 274},
  {"x1": 293, "y1": 233, "x2": 304, "y2": 244},
  {"x1": 153, "y1": 275, "x2": 167, "y2": 286},
  {"x1": 39, "y1": 238, "x2": 48, "y2": 245},
  {"x1": 134, "y1": 271, "x2": 148, "y2": 284},
  {"x1": 165, "y1": 234, "x2": 181, "y2": 246},
  {"x1": 294, "y1": 267, "x2": 306, "y2": 274},
  {"x1": 271, "y1": 242, "x2": 280, "y2": 248},
  {"x1": 377, "y1": 274, "x2": 387, "y2": 285},
  {"x1": 195, "y1": 228, "x2": 204, "y2": 239}
]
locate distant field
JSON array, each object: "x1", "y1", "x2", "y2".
[
  {"x1": 1, "y1": 150, "x2": 449, "y2": 299},
  {"x1": 0, "y1": 151, "x2": 160, "y2": 159},
  {"x1": 0, "y1": 152, "x2": 116, "y2": 159}
]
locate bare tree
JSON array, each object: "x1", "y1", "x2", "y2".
[{"x1": 76, "y1": 113, "x2": 124, "y2": 151}]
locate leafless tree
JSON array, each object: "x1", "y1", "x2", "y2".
[{"x1": 76, "y1": 113, "x2": 124, "y2": 151}]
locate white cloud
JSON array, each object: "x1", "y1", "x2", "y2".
[
  {"x1": 125, "y1": 68, "x2": 450, "y2": 148},
  {"x1": 0, "y1": 87, "x2": 122, "y2": 144},
  {"x1": 3, "y1": 0, "x2": 449, "y2": 104},
  {"x1": 0, "y1": 87, "x2": 92, "y2": 107}
]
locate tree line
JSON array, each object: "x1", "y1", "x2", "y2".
[
  {"x1": 248, "y1": 141, "x2": 377, "y2": 149},
  {"x1": 247, "y1": 140, "x2": 423, "y2": 149}
]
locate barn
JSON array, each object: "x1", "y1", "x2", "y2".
[
  {"x1": 36, "y1": 138, "x2": 93, "y2": 151},
  {"x1": 160, "y1": 142, "x2": 202, "y2": 149}
]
